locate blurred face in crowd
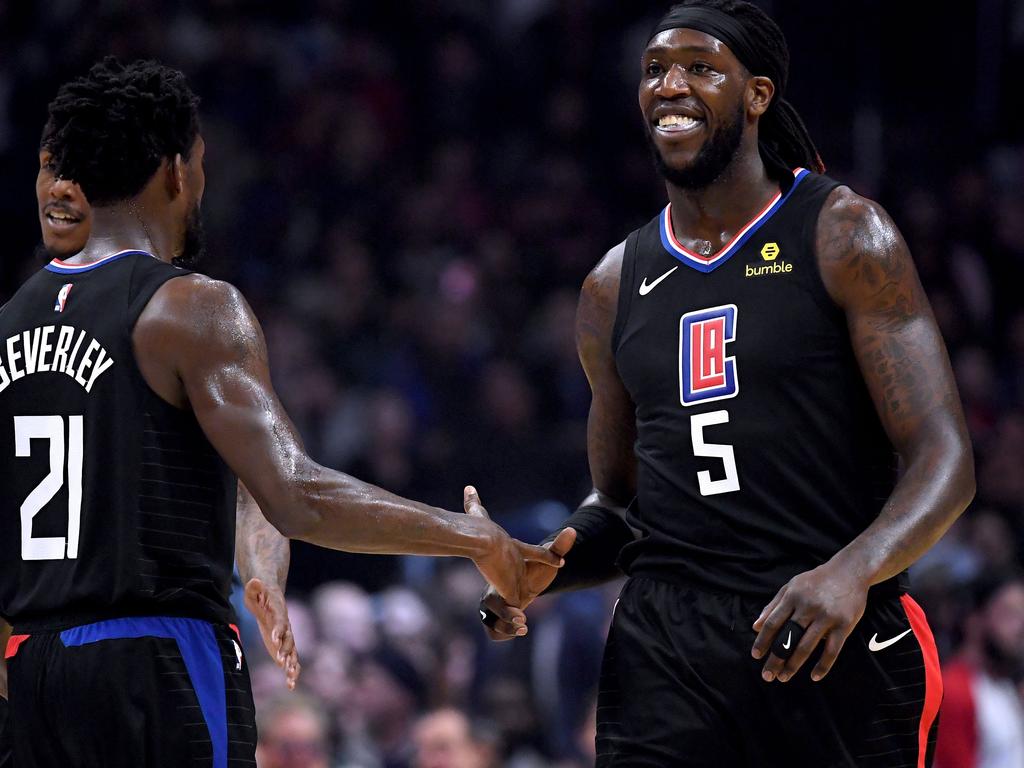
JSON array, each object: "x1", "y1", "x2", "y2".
[
  {"x1": 256, "y1": 705, "x2": 330, "y2": 768},
  {"x1": 36, "y1": 150, "x2": 90, "y2": 258},
  {"x1": 983, "y1": 581, "x2": 1024, "y2": 670},
  {"x1": 639, "y1": 28, "x2": 748, "y2": 189},
  {"x1": 413, "y1": 710, "x2": 486, "y2": 768}
]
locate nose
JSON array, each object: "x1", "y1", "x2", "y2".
[
  {"x1": 655, "y1": 63, "x2": 691, "y2": 98},
  {"x1": 49, "y1": 177, "x2": 77, "y2": 201}
]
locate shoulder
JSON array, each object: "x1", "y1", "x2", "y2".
[
  {"x1": 141, "y1": 274, "x2": 252, "y2": 330},
  {"x1": 136, "y1": 274, "x2": 263, "y2": 360},
  {"x1": 814, "y1": 186, "x2": 911, "y2": 307},
  {"x1": 580, "y1": 240, "x2": 626, "y2": 316}
]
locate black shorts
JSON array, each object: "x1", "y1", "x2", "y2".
[
  {"x1": 596, "y1": 577, "x2": 941, "y2": 768},
  {"x1": 6, "y1": 616, "x2": 256, "y2": 767}
]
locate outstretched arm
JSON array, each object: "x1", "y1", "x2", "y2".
[
  {"x1": 235, "y1": 481, "x2": 299, "y2": 689},
  {"x1": 480, "y1": 242, "x2": 639, "y2": 640},
  {"x1": 133, "y1": 276, "x2": 562, "y2": 606},
  {"x1": 752, "y1": 187, "x2": 975, "y2": 682}
]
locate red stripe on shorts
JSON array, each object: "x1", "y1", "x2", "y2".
[
  {"x1": 4, "y1": 634, "x2": 30, "y2": 660},
  {"x1": 900, "y1": 594, "x2": 942, "y2": 768}
]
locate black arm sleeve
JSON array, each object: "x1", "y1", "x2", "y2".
[{"x1": 541, "y1": 504, "x2": 636, "y2": 594}]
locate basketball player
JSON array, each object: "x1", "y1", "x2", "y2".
[
  {"x1": 0, "y1": 58, "x2": 564, "y2": 767},
  {"x1": 479, "y1": 2, "x2": 975, "y2": 766},
  {"x1": 28, "y1": 152, "x2": 300, "y2": 689}
]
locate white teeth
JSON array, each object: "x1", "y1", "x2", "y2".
[{"x1": 658, "y1": 115, "x2": 699, "y2": 128}]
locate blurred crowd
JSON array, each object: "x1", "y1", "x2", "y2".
[{"x1": 2, "y1": 1, "x2": 1023, "y2": 766}]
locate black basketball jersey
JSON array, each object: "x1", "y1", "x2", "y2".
[
  {"x1": 0, "y1": 250, "x2": 237, "y2": 631},
  {"x1": 613, "y1": 169, "x2": 903, "y2": 597}
]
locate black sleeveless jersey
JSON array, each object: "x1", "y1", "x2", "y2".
[
  {"x1": 0, "y1": 251, "x2": 237, "y2": 631},
  {"x1": 613, "y1": 169, "x2": 903, "y2": 597}
]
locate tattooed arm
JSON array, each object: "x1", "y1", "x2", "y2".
[
  {"x1": 752, "y1": 187, "x2": 975, "y2": 683},
  {"x1": 236, "y1": 481, "x2": 299, "y2": 688},
  {"x1": 480, "y1": 242, "x2": 639, "y2": 640}
]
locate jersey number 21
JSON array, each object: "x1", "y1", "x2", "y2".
[{"x1": 13, "y1": 415, "x2": 83, "y2": 560}]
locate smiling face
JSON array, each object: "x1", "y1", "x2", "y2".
[
  {"x1": 36, "y1": 149, "x2": 91, "y2": 258},
  {"x1": 639, "y1": 28, "x2": 760, "y2": 189}
]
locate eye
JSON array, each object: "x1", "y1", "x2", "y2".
[
  {"x1": 690, "y1": 61, "x2": 714, "y2": 75},
  {"x1": 645, "y1": 61, "x2": 664, "y2": 77}
]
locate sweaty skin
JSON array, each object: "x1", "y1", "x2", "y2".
[
  {"x1": 51, "y1": 137, "x2": 562, "y2": 614},
  {"x1": 35, "y1": 153, "x2": 301, "y2": 686},
  {"x1": 484, "y1": 27, "x2": 974, "y2": 685}
]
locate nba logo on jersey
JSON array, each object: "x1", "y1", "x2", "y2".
[
  {"x1": 679, "y1": 304, "x2": 738, "y2": 406},
  {"x1": 54, "y1": 283, "x2": 73, "y2": 313}
]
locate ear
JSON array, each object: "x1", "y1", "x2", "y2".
[
  {"x1": 747, "y1": 75, "x2": 775, "y2": 118},
  {"x1": 164, "y1": 154, "x2": 187, "y2": 198}
]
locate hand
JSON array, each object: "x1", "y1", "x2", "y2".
[
  {"x1": 751, "y1": 559, "x2": 869, "y2": 683},
  {"x1": 463, "y1": 486, "x2": 566, "y2": 607},
  {"x1": 479, "y1": 525, "x2": 577, "y2": 641},
  {"x1": 244, "y1": 577, "x2": 301, "y2": 690}
]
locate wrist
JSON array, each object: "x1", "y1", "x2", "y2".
[{"x1": 827, "y1": 545, "x2": 875, "y2": 589}]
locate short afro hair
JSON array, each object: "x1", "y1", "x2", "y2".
[{"x1": 42, "y1": 57, "x2": 201, "y2": 206}]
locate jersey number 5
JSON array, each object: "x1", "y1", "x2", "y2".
[
  {"x1": 679, "y1": 305, "x2": 741, "y2": 496},
  {"x1": 13, "y1": 415, "x2": 83, "y2": 560}
]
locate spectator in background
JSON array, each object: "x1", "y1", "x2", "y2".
[
  {"x1": 412, "y1": 709, "x2": 498, "y2": 768},
  {"x1": 256, "y1": 694, "x2": 331, "y2": 768},
  {"x1": 936, "y1": 573, "x2": 1024, "y2": 768}
]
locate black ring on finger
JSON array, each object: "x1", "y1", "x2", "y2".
[
  {"x1": 479, "y1": 605, "x2": 500, "y2": 629},
  {"x1": 770, "y1": 619, "x2": 806, "y2": 660}
]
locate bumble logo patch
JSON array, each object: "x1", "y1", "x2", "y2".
[{"x1": 746, "y1": 243, "x2": 792, "y2": 278}]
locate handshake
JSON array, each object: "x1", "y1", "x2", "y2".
[{"x1": 463, "y1": 486, "x2": 577, "y2": 641}]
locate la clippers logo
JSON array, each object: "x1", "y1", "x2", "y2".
[
  {"x1": 679, "y1": 304, "x2": 738, "y2": 406},
  {"x1": 54, "y1": 283, "x2": 73, "y2": 313}
]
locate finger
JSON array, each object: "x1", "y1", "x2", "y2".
[
  {"x1": 480, "y1": 607, "x2": 528, "y2": 638},
  {"x1": 751, "y1": 599, "x2": 793, "y2": 660},
  {"x1": 810, "y1": 629, "x2": 851, "y2": 682},
  {"x1": 518, "y1": 541, "x2": 564, "y2": 568},
  {"x1": 243, "y1": 578, "x2": 265, "y2": 613},
  {"x1": 752, "y1": 586, "x2": 786, "y2": 632},
  {"x1": 286, "y1": 657, "x2": 301, "y2": 689},
  {"x1": 549, "y1": 527, "x2": 577, "y2": 558},
  {"x1": 775, "y1": 619, "x2": 828, "y2": 682},
  {"x1": 481, "y1": 594, "x2": 528, "y2": 640},
  {"x1": 463, "y1": 486, "x2": 489, "y2": 519}
]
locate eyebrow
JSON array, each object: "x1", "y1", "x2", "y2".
[{"x1": 644, "y1": 44, "x2": 720, "y2": 56}]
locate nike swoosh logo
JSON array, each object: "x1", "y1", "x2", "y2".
[
  {"x1": 639, "y1": 266, "x2": 679, "y2": 296},
  {"x1": 479, "y1": 610, "x2": 488, "y2": 620},
  {"x1": 868, "y1": 628, "x2": 913, "y2": 652},
  {"x1": 782, "y1": 631, "x2": 792, "y2": 650}
]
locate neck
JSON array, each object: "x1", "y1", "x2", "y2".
[
  {"x1": 665, "y1": 148, "x2": 780, "y2": 248},
  {"x1": 74, "y1": 199, "x2": 176, "y2": 265}
]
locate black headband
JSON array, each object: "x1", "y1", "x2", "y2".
[{"x1": 648, "y1": 7, "x2": 782, "y2": 94}]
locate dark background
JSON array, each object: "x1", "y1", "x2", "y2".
[{"x1": 2, "y1": 2, "x2": 1022, "y2": 766}]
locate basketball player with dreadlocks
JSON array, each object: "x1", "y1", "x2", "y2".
[
  {"x1": 479, "y1": 2, "x2": 974, "y2": 766},
  {"x1": 0, "y1": 59, "x2": 565, "y2": 767}
]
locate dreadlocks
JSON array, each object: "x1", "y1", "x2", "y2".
[
  {"x1": 651, "y1": 0, "x2": 825, "y2": 179},
  {"x1": 42, "y1": 57, "x2": 201, "y2": 206}
]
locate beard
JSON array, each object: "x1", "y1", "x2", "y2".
[
  {"x1": 646, "y1": 101, "x2": 745, "y2": 190},
  {"x1": 34, "y1": 241, "x2": 55, "y2": 262},
  {"x1": 173, "y1": 203, "x2": 207, "y2": 269}
]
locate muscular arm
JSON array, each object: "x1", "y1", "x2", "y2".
[
  {"x1": 545, "y1": 241, "x2": 639, "y2": 593},
  {"x1": 751, "y1": 188, "x2": 975, "y2": 683},
  {"x1": 817, "y1": 188, "x2": 975, "y2": 584},
  {"x1": 132, "y1": 275, "x2": 559, "y2": 605}
]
